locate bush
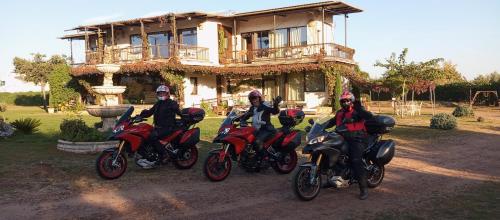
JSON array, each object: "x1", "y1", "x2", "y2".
[
  {"x1": 430, "y1": 113, "x2": 457, "y2": 130},
  {"x1": 452, "y1": 105, "x2": 474, "y2": 117},
  {"x1": 0, "y1": 103, "x2": 6, "y2": 112},
  {"x1": 48, "y1": 64, "x2": 80, "y2": 110},
  {"x1": 11, "y1": 118, "x2": 41, "y2": 134},
  {"x1": 59, "y1": 118, "x2": 106, "y2": 142},
  {"x1": 477, "y1": 116, "x2": 485, "y2": 122}
]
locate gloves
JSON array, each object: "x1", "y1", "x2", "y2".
[{"x1": 273, "y1": 96, "x2": 283, "y2": 106}]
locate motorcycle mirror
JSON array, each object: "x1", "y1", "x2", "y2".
[
  {"x1": 305, "y1": 126, "x2": 311, "y2": 132},
  {"x1": 308, "y1": 118, "x2": 314, "y2": 125}
]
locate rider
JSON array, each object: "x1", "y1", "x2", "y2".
[
  {"x1": 325, "y1": 91, "x2": 373, "y2": 200},
  {"x1": 139, "y1": 85, "x2": 182, "y2": 164},
  {"x1": 239, "y1": 90, "x2": 282, "y2": 165}
]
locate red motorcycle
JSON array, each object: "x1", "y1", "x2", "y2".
[
  {"x1": 96, "y1": 106, "x2": 205, "y2": 180},
  {"x1": 203, "y1": 109, "x2": 305, "y2": 181}
]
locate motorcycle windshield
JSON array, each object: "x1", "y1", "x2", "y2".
[
  {"x1": 220, "y1": 109, "x2": 239, "y2": 128},
  {"x1": 116, "y1": 106, "x2": 134, "y2": 125},
  {"x1": 306, "y1": 114, "x2": 334, "y2": 142}
]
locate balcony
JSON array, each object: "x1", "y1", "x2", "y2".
[
  {"x1": 227, "y1": 43, "x2": 355, "y2": 66},
  {"x1": 85, "y1": 43, "x2": 209, "y2": 65}
]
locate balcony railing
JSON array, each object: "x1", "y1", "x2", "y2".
[
  {"x1": 230, "y1": 43, "x2": 354, "y2": 64},
  {"x1": 85, "y1": 43, "x2": 209, "y2": 65}
]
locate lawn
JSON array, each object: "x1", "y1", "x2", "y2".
[{"x1": 1, "y1": 105, "x2": 499, "y2": 219}]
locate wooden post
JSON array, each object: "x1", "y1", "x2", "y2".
[
  {"x1": 216, "y1": 75, "x2": 223, "y2": 105},
  {"x1": 140, "y1": 20, "x2": 149, "y2": 61},
  {"x1": 273, "y1": 14, "x2": 276, "y2": 59},
  {"x1": 344, "y1": 14, "x2": 348, "y2": 47},
  {"x1": 84, "y1": 27, "x2": 89, "y2": 63},
  {"x1": 169, "y1": 14, "x2": 178, "y2": 59},
  {"x1": 233, "y1": 18, "x2": 237, "y2": 62},
  {"x1": 69, "y1": 39, "x2": 74, "y2": 65},
  {"x1": 97, "y1": 27, "x2": 104, "y2": 63},
  {"x1": 111, "y1": 23, "x2": 115, "y2": 63}
]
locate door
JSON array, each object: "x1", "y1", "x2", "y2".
[{"x1": 148, "y1": 32, "x2": 169, "y2": 59}]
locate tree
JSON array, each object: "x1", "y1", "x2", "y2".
[
  {"x1": 13, "y1": 53, "x2": 67, "y2": 111},
  {"x1": 473, "y1": 71, "x2": 500, "y2": 85},
  {"x1": 436, "y1": 61, "x2": 465, "y2": 85}
]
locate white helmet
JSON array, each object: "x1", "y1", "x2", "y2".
[{"x1": 156, "y1": 85, "x2": 170, "y2": 93}]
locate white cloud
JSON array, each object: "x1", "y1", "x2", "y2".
[{"x1": 82, "y1": 13, "x2": 124, "y2": 25}]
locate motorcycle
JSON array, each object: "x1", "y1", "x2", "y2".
[
  {"x1": 292, "y1": 114, "x2": 396, "y2": 201},
  {"x1": 96, "y1": 106, "x2": 205, "y2": 180},
  {"x1": 203, "y1": 108, "x2": 305, "y2": 182}
]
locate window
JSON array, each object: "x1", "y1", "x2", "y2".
[
  {"x1": 289, "y1": 26, "x2": 307, "y2": 46},
  {"x1": 130, "y1": 35, "x2": 142, "y2": 54},
  {"x1": 148, "y1": 32, "x2": 170, "y2": 58},
  {"x1": 0, "y1": 80, "x2": 5, "y2": 86},
  {"x1": 190, "y1": 77, "x2": 198, "y2": 95},
  {"x1": 305, "y1": 71, "x2": 326, "y2": 92},
  {"x1": 179, "y1": 29, "x2": 197, "y2": 45},
  {"x1": 256, "y1": 31, "x2": 270, "y2": 49}
]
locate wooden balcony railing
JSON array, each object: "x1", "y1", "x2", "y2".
[
  {"x1": 85, "y1": 43, "x2": 209, "y2": 65},
  {"x1": 230, "y1": 43, "x2": 354, "y2": 64}
]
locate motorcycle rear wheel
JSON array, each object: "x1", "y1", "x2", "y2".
[
  {"x1": 272, "y1": 150, "x2": 298, "y2": 174},
  {"x1": 96, "y1": 150, "x2": 128, "y2": 180},
  {"x1": 173, "y1": 146, "x2": 198, "y2": 169},
  {"x1": 367, "y1": 164, "x2": 385, "y2": 188},
  {"x1": 203, "y1": 152, "x2": 232, "y2": 182},
  {"x1": 293, "y1": 166, "x2": 322, "y2": 201}
]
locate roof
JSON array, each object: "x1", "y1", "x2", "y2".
[{"x1": 66, "y1": 1, "x2": 361, "y2": 31}]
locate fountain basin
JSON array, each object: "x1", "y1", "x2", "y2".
[
  {"x1": 86, "y1": 105, "x2": 130, "y2": 118},
  {"x1": 96, "y1": 64, "x2": 121, "y2": 74},
  {"x1": 92, "y1": 86, "x2": 127, "y2": 95}
]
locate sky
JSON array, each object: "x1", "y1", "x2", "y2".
[{"x1": 0, "y1": 0, "x2": 499, "y2": 91}]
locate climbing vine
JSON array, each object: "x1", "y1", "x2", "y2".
[{"x1": 160, "y1": 68, "x2": 185, "y2": 102}]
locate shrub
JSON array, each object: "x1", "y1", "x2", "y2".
[
  {"x1": 11, "y1": 118, "x2": 41, "y2": 134},
  {"x1": 59, "y1": 118, "x2": 106, "y2": 142},
  {"x1": 430, "y1": 113, "x2": 457, "y2": 130},
  {"x1": 0, "y1": 92, "x2": 46, "y2": 106},
  {"x1": 477, "y1": 116, "x2": 485, "y2": 122},
  {"x1": 0, "y1": 103, "x2": 6, "y2": 112},
  {"x1": 452, "y1": 105, "x2": 474, "y2": 117},
  {"x1": 48, "y1": 64, "x2": 79, "y2": 110},
  {"x1": 200, "y1": 100, "x2": 213, "y2": 114}
]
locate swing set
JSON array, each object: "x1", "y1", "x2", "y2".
[{"x1": 470, "y1": 91, "x2": 499, "y2": 107}]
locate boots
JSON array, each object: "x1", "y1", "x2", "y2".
[{"x1": 359, "y1": 188, "x2": 368, "y2": 200}]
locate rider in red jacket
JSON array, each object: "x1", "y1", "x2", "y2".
[{"x1": 326, "y1": 91, "x2": 373, "y2": 200}]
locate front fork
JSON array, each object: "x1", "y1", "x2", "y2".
[
  {"x1": 112, "y1": 141, "x2": 125, "y2": 166},
  {"x1": 309, "y1": 153, "x2": 322, "y2": 185},
  {"x1": 218, "y1": 144, "x2": 230, "y2": 162}
]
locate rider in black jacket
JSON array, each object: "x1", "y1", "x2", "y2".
[
  {"x1": 239, "y1": 90, "x2": 282, "y2": 163},
  {"x1": 140, "y1": 85, "x2": 182, "y2": 163}
]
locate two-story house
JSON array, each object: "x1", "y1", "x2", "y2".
[{"x1": 62, "y1": 1, "x2": 362, "y2": 110}]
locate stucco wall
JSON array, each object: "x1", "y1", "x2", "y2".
[{"x1": 182, "y1": 73, "x2": 217, "y2": 107}]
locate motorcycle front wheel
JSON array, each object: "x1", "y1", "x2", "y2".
[
  {"x1": 203, "y1": 152, "x2": 232, "y2": 182},
  {"x1": 173, "y1": 146, "x2": 198, "y2": 169},
  {"x1": 293, "y1": 165, "x2": 322, "y2": 201},
  {"x1": 367, "y1": 164, "x2": 385, "y2": 188},
  {"x1": 96, "y1": 149, "x2": 128, "y2": 180}
]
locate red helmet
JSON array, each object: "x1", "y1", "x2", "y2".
[
  {"x1": 340, "y1": 91, "x2": 355, "y2": 102},
  {"x1": 248, "y1": 90, "x2": 262, "y2": 101}
]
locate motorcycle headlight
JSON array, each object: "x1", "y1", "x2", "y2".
[
  {"x1": 308, "y1": 135, "x2": 326, "y2": 145},
  {"x1": 113, "y1": 125, "x2": 125, "y2": 134}
]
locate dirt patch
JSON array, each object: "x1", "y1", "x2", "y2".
[{"x1": 1, "y1": 108, "x2": 500, "y2": 219}]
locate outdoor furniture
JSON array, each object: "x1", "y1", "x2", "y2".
[
  {"x1": 395, "y1": 101, "x2": 423, "y2": 117},
  {"x1": 212, "y1": 106, "x2": 227, "y2": 116}
]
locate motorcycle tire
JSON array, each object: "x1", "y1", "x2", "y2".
[
  {"x1": 96, "y1": 149, "x2": 128, "y2": 180},
  {"x1": 367, "y1": 164, "x2": 385, "y2": 188},
  {"x1": 203, "y1": 152, "x2": 232, "y2": 182},
  {"x1": 272, "y1": 150, "x2": 298, "y2": 174},
  {"x1": 293, "y1": 165, "x2": 322, "y2": 201},
  {"x1": 173, "y1": 146, "x2": 198, "y2": 169}
]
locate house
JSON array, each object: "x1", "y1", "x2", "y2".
[{"x1": 62, "y1": 1, "x2": 363, "y2": 111}]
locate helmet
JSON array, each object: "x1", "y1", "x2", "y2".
[
  {"x1": 156, "y1": 85, "x2": 170, "y2": 101},
  {"x1": 248, "y1": 90, "x2": 262, "y2": 101},
  {"x1": 156, "y1": 85, "x2": 170, "y2": 93},
  {"x1": 339, "y1": 91, "x2": 355, "y2": 102}
]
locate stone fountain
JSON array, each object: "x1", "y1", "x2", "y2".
[{"x1": 86, "y1": 64, "x2": 130, "y2": 131}]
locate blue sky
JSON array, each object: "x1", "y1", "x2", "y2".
[{"x1": 1, "y1": 0, "x2": 499, "y2": 89}]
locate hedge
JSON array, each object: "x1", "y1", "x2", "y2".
[{"x1": 0, "y1": 92, "x2": 47, "y2": 106}]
